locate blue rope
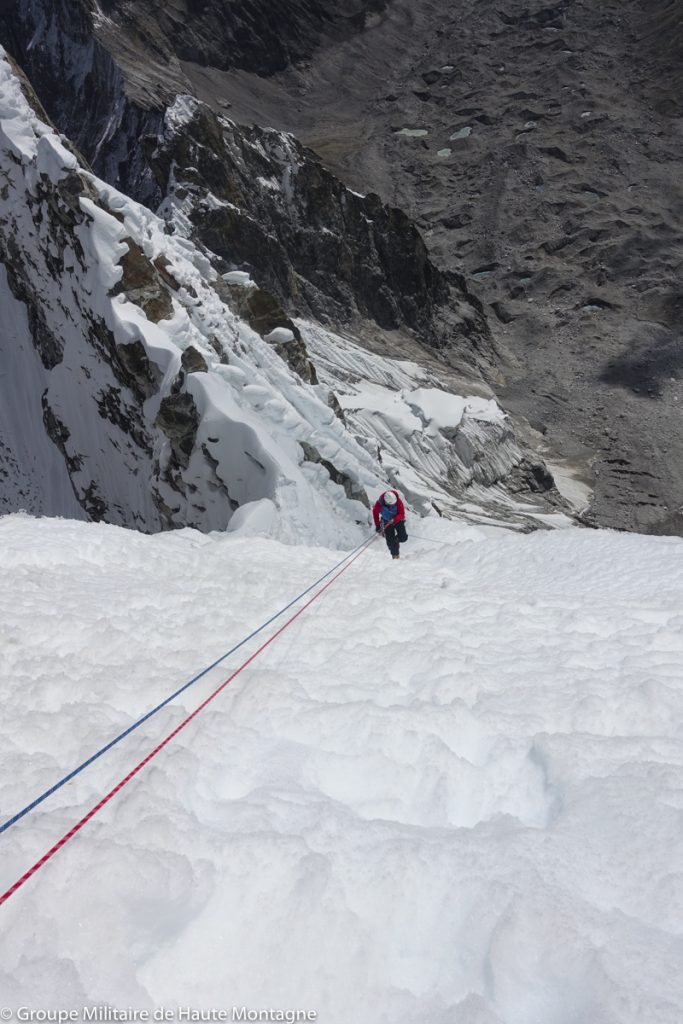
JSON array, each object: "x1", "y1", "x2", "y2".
[
  {"x1": 0, "y1": 534, "x2": 373, "y2": 837},
  {"x1": 409, "y1": 533, "x2": 463, "y2": 547}
]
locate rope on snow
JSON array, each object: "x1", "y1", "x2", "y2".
[
  {"x1": 0, "y1": 533, "x2": 375, "y2": 839},
  {"x1": 0, "y1": 533, "x2": 379, "y2": 907}
]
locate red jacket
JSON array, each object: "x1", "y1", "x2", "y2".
[{"x1": 373, "y1": 490, "x2": 406, "y2": 527}]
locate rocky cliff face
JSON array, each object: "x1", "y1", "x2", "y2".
[
  {"x1": 150, "y1": 98, "x2": 490, "y2": 376},
  {"x1": 0, "y1": 0, "x2": 168, "y2": 207},
  {"x1": 95, "y1": 0, "x2": 388, "y2": 77}
]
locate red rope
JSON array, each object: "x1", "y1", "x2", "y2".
[{"x1": 0, "y1": 534, "x2": 377, "y2": 908}]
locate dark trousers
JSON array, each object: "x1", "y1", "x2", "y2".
[{"x1": 383, "y1": 520, "x2": 407, "y2": 556}]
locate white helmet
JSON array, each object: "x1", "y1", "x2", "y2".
[{"x1": 383, "y1": 490, "x2": 398, "y2": 505}]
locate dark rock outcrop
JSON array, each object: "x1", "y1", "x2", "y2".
[
  {"x1": 217, "y1": 281, "x2": 318, "y2": 384},
  {"x1": 181, "y1": 346, "x2": 209, "y2": 375},
  {"x1": 155, "y1": 392, "x2": 199, "y2": 470},
  {"x1": 300, "y1": 441, "x2": 370, "y2": 508},
  {"x1": 112, "y1": 238, "x2": 174, "y2": 322},
  {"x1": 115, "y1": 340, "x2": 164, "y2": 401}
]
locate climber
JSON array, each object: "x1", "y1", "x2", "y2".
[{"x1": 373, "y1": 488, "x2": 408, "y2": 560}]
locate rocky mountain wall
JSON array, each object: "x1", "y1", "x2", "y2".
[
  {"x1": 0, "y1": 46, "x2": 566, "y2": 535},
  {"x1": 95, "y1": 0, "x2": 388, "y2": 77},
  {"x1": 150, "y1": 98, "x2": 492, "y2": 374},
  {"x1": 0, "y1": 0, "x2": 493, "y2": 375}
]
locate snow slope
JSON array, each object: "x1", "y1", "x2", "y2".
[{"x1": 1, "y1": 513, "x2": 683, "y2": 1022}]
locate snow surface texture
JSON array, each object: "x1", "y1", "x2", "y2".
[{"x1": 2, "y1": 513, "x2": 683, "y2": 1023}]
